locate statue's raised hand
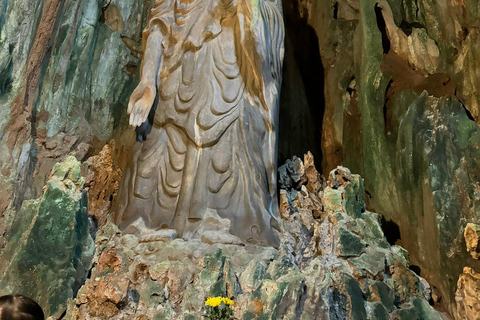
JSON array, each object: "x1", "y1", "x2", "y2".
[{"x1": 127, "y1": 81, "x2": 156, "y2": 127}]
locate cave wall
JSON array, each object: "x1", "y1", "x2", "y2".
[
  {"x1": 0, "y1": 0, "x2": 479, "y2": 318},
  {"x1": 0, "y1": 0, "x2": 151, "y2": 244},
  {"x1": 290, "y1": 0, "x2": 480, "y2": 316},
  {"x1": 0, "y1": 0, "x2": 152, "y2": 314}
]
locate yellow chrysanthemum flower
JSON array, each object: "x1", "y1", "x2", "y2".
[{"x1": 205, "y1": 297, "x2": 235, "y2": 307}]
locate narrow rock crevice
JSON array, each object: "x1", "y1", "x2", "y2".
[
  {"x1": 460, "y1": 102, "x2": 476, "y2": 122},
  {"x1": 279, "y1": 0, "x2": 325, "y2": 167},
  {"x1": 375, "y1": 4, "x2": 391, "y2": 55}
]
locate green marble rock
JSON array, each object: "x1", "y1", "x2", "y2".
[{"x1": 0, "y1": 156, "x2": 95, "y2": 317}]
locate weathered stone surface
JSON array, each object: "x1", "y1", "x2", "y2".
[
  {"x1": 82, "y1": 140, "x2": 124, "y2": 227},
  {"x1": 1, "y1": 0, "x2": 479, "y2": 319},
  {"x1": 288, "y1": 0, "x2": 480, "y2": 317},
  {"x1": 0, "y1": 0, "x2": 148, "y2": 243},
  {"x1": 0, "y1": 156, "x2": 95, "y2": 317},
  {"x1": 63, "y1": 155, "x2": 442, "y2": 320},
  {"x1": 465, "y1": 223, "x2": 480, "y2": 260},
  {"x1": 455, "y1": 267, "x2": 480, "y2": 320}
]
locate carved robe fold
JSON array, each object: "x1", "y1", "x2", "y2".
[{"x1": 114, "y1": 0, "x2": 284, "y2": 245}]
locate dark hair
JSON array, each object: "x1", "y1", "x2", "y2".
[{"x1": 0, "y1": 295, "x2": 44, "y2": 320}]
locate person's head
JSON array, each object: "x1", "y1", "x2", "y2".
[{"x1": 0, "y1": 295, "x2": 44, "y2": 320}]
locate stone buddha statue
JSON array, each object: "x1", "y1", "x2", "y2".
[{"x1": 114, "y1": 0, "x2": 285, "y2": 246}]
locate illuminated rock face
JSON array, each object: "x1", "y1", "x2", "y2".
[
  {"x1": 465, "y1": 223, "x2": 480, "y2": 260},
  {"x1": 65, "y1": 155, "x2": 442, "y2": 320},
  {"x1": 456, "y1": 267, "x2": 480, "y2": 320},
  {"x1": 114, "y1": 0, "x2": 285, "y2": 246}
]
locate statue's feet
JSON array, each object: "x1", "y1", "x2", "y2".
[
  {"x1": 185, "y1": 209, "x2": 245, "y2": 246},
  {"x1": 139, "y1": 229, "x2": 177, "y2": 243},
  {"x1": 200, "y1": 231, "x2": 244, "y2": 246}
]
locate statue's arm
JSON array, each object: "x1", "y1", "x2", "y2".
[{"x1": 128, "y1": 24, "x2": 163, "y2": 127}]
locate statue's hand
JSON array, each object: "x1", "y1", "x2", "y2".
[{"x1": 127, "y1": 81, "x2": 156, "y2": 127}]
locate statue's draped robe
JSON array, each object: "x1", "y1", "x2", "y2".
[{"x1": 115, "y1": 0, "x2": 284, "y2": 245}]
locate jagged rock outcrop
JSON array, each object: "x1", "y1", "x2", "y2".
[
  {"x1": 455, "y1": 267, "x2": 480, "y2": 320},
  {"x1": 81, "y1": 140, "x2": 125, "y2": 228},
  {"x1": 0, "y1": 156, "x2": 95, "y2": 318},
  {"x1": 283, "y1": 0, "x2": 480, "y2": 316},
  {"x1": 454, "y1": 224, "x2": 480, "y2": 320},
  {"x1": 62, "y1": 154, "x2": 443, "y2": 320},
  {"x1": 464, "y1": 223, "x2": 480, "y2": 260}
]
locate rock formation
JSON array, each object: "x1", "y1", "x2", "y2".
[
  {"x1": 282, "y1": 0, "x2": 480, "y2": 316},
  {"x1": 0, "y1": 0, "x2": 146, "y2": 245},
  {"x1": 455, "y1": 267, "x2": 480, "y2": 320},
  {"x1": 465, "y1": 223, "x2": 480, "y2": 260},
  {"x1": 0, "y1": 0, "x2": 479, "y2": 319},
  {"x1": 0, "y1": 157, "x2": 95, "y2": 318},
  {"x1": 58, "y1": 154, "x2": 444, "y2": 319}
]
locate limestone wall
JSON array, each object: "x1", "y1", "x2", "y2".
[
  {"x1": 285, "y1": 0, "x2": 480, "y2": 316},
  {"x1": 1, "y1": 0, "x2": 480, "y2": 318}
]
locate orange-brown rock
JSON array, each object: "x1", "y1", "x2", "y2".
[
  {"x1": 465, "y1": 223, "x2": 480, "y2": 260},
  {"x1": 455, "y1": 267, "x2": 480, "y2": 320},
  {"x1": 82, "y1": 140, "x2": 124, "y2": 227},
  {"x1": 98, "y1": 249, "x2": 122, "y2": 272},
  {"x1": 77, "y1": 273, "x2": 129, "y2": 318}
]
